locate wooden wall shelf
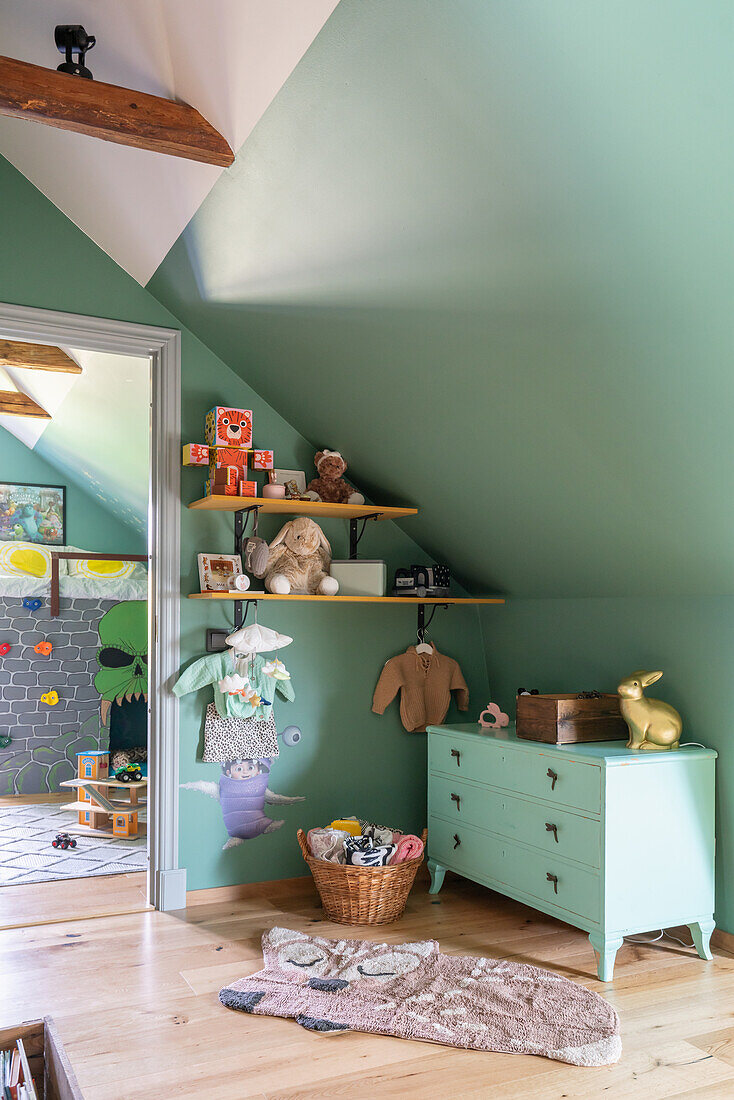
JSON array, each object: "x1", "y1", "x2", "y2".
[
  {"x1": 189, "y1": 593, "x2": 504, "y2": 605},
  {"x1": 188, "y1": 496, "x2": 417, "y2": 521}
]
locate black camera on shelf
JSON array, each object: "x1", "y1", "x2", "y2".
[
  {"x1": 392, "y1": 564, "x2": 451, "y2": 599},
  {"x1": 55, "y1": 24, "x2": 96, "y2": 79}
]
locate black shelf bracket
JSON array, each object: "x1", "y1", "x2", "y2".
[
  {"x1": 349, "y1": 513, "x2": 382, "y2": 559},
  {"x1": 232, "y1": 506, "x2": 261, "y2": 630},
  {"x1": 417, "y1": 602, "x2": 449, "y2": 643}
]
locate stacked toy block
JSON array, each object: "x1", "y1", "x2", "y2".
[{"x1": 182, "y1": 406, "x2": 274, "y2": 498}]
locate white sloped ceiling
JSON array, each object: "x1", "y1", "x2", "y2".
[{"x1": 0, "y1": 0, "x2": 340, "y2": 284}]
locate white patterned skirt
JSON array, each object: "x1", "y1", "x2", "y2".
[{"x1": 202, "y1": 703, "x2": 280, "y2": 762}]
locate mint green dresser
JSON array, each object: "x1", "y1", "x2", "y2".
[{"x1": 426, "y1": 723, "x2": 716, "y2": 981}]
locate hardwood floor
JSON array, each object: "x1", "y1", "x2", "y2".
[
  {"x1": 0, "y1": 871, "x2": 148, "y2": 930},
  {"x1": 0, "y1": 872, "x2": 732, "y2": 1099}
]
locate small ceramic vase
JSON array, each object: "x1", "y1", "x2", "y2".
[{"x1": 262, "y1": 483, "x2": 286, "y2": 499}]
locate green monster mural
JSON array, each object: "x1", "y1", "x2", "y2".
[{"x1": 94, "y1": 600, "x2": 148, "y2": 767}]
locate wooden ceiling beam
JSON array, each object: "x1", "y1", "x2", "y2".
[
  {"x1": 0, "y1": 340, "x2": 82, "y2": 374},
  {"x1": 0, "y1": 55, "x2": 234, "y2": 167},
  {"x1": 0, "y1": 391, "x2": 51, "y2": 419}
]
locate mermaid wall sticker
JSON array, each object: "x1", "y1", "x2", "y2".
[{"x1": 175, "y1": 623, "x2": 306, "y2": 849}]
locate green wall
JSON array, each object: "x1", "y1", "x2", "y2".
[
  {"x1": 149, "y1": 0, "x2": 734, "y2": 598},
  {"x1": 0, "y1": 427, "x2": 142, "y2": 553},
  {"x1": 146, "y1": 0, "x2": 734, "y2": 930},
  {"x1": 0, "y1": 152, "x2": 488, "y2": 890}
]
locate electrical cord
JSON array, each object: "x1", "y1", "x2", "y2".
[{"x1": 625, "y1": 929, "x2": 695, "y2": 948}]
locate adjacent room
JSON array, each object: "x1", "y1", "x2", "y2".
[
  {"x1": 0, "y1": 344, "x2": 150, "y2": 903},
  {"x1": 0, "y1": 3, "x2": 732, "y2": 1099}
]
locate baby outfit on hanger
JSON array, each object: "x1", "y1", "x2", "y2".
[
  {"x1": 372, "y1": 644, "x2": 469, "y2": 732},
  {"x1": 173, "y1": 649, "x2": 295, "y2": 761}
]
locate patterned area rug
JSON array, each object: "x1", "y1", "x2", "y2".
[
  {"x1": 0, "y1": 802, "x2": 147, "y2": 885},
  {"x1": 221, "y1": 927, "x2": 622, "y2": 1067}
]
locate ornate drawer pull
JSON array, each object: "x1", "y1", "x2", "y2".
[
  {"x1": 547, "y1": 768, "x2": 558, "y2": 790},
  {"x1": 451, "y1": 792, "x2": 461, "y2": 811},
  {"x1": 453, "y1": 834, "x2": 461, "y2": 849},
  {"x1": 545, "y1": 822, "x2": 559, "y2": 843},
  {"x1": 546, "y1": 872, "x2": 558, "y2": 894},
  {"x1": 451, "y1": 749, "x2": 461, "y2": 767}
]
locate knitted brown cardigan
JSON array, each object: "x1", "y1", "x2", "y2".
[{"x1": 372, "y1": 645, "x2": 469, "y2": 733}]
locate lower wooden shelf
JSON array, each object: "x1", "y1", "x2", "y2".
[{"x1": 188, "y1": 593, "x2": 504, "y2": 604}]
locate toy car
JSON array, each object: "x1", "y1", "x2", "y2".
[
  {"x1": 115, "y1": 764, "x2": 143, "y2": 782},
  {"x1": 52, "y1": 832, "x2": 77, "y2": 850},
  {"x1": 392, "y1": 564, "x2": 451, "y2": 599}
]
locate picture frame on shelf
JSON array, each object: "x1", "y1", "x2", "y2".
[
  {"x1": 0, "y1": 481, "x2": 66, "y2": 545},
  {"x1": 269, "y1": 469, "x2": 307, "y2": 499},
  {"x1": 198, "y1": 552, "x2": 243, "y2": 592}
]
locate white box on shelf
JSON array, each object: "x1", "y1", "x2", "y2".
[{"x1": 329, "y1": 559, "x2": 386, "y2": 597}]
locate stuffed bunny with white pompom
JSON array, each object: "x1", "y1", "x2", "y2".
[{"x1": 254, "y1": 516, "x2": 339, "y2": 595}]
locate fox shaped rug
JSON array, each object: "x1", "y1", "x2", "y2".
[{"x1": 220, "y1": 927, "x2": 621, "y2": 1067}]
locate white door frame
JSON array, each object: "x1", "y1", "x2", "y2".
[{"x1": 0, "y1": 302, "x2": 185, "y2": 910}]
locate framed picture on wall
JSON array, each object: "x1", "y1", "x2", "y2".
[
  {"x1": 198, "y1": 552, "x2": 243, "y2": 592},
  {"x1": 0, "y1": 482, "x2": 66, "y2": 545}
]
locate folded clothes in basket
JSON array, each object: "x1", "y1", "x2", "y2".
[
  {"x1": 389, "y1": 834, "x2": 424, "y2": 864},
  {"x1": 307, "y1": 827, "x2": 350, "y2": 864},
  {"x1": 344, "y1": 835, "x2": 396, "y2": 867}
]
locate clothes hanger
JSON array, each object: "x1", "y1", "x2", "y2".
[{"x1": 415, "y1": 624, "x2": 433, "y2": 655}]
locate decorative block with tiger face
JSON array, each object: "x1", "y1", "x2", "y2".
[
  {"x1": 205, "y1": 406, "x2": 253, "y2": 447},
  {"x1": 220, "y1": 927, "x2": 621, "y2": 1066}
]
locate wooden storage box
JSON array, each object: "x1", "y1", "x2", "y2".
[
  {"x1": 0, "y1": 1016, "x2": 84, "y2": 1099},
  {"x1": 516, "y1": 693, "x2": 627, "y2": 744}
]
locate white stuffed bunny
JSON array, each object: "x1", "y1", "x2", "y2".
[{"x1": 256, "y1": 516, "x2": 339, "y2": 595}]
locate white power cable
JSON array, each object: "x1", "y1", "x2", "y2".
[{"x1": 625, "y1": 929, "x2": 695, "y2": 948}]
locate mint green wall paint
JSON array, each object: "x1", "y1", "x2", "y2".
[
  {"x1": 0, "y1": 426, "x2": 141, "y2": 553},
  {"x1": 483, "y1": 599, "x2": 734, "y2": 932},
  {"x1": 144, "y1": 0, "x2": 734, "y2": 927},
  {"x1": 0, "y1": 153, "x2": 489, "y2": 890},
  {"x1": 149, "y1": 0, "x2": 734, "y2": 598}
]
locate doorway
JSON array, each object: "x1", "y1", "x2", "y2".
[{"x1": 0, "y1": 303, "x2": 182, "y2": 925}]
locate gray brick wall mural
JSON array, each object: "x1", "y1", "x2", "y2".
[{"x1": 0, "y1": 596, "x2": 113, "y2": 795}]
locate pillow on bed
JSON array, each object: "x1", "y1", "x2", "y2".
[
  {"x1": 64, "y1": 547, "x2": 142, "y2": 581},
  {"x1": 0, "y1": 541, "x2": 56, "y2": 579}
]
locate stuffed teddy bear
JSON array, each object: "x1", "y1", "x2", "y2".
[
  {"x1": 254, "y1": 517, "x2": 339, "y2": 595},
  {"x1": 305, "y1": 450, "x2": 365, "y2": 505}
]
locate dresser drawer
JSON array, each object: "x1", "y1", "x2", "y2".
[
  {"x1": 499, "y1": 749, "x2": 601, "y2": 814},
  {"x1": 428, "y1": 734, "x2": 601, "y2": 814},
  {"x1": 503, "y1": 838, "x2": 600, "y2": 922},
  {"x1": 428, "y1": 815, "x2": 508, "y2": 887},
  {"x1": 428, "y1": 816, "x2": 600, "y2": 922},
  {"x1": 429, "y1": 774, "x2": 601, "y2": 868},
  {"x1": 429, "y1": 734, "x2": 505, "y2": 787}
]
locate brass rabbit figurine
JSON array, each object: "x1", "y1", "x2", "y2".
[{"x1": 617, "y1": 670, "x2": 682, "y2": 751}]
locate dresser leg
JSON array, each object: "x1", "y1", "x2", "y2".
[
  {"x1": 589, "y1": 933, "x2": 623, "y2": 982},
  {"x1": 428, "y1": 860, "x2": 446, "y2": 895},
  {"x1": 688, "y1": 919, "x2": 715, "y2": 961}
]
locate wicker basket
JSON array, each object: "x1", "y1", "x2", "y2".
[{"x1": 297, "y1": 828, "x2": 428, "y2": 926}]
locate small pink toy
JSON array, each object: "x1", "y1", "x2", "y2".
[{"x1": 478, "y1": 702, "x2": 509, "y2": 729}]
